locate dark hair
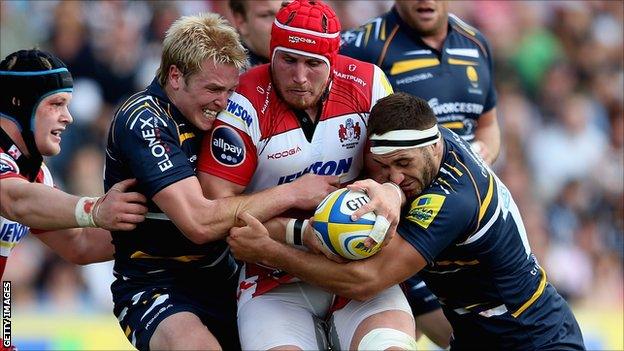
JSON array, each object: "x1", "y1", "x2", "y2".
[
  {"x1": 229, "y1": 0, "x2": 246, "y2": 17},
  {"x1": 368, "y1": 93, "x2": 437, "y2": 136}
]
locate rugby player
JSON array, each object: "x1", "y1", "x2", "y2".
[
  {"x1": 229, "y1": 93, "x2": 585, "y2": 350},
  {"x1": 0, "y1": 49, "x2": 147, "y2": 278},
  {"x1": 229, "y1": 0, "x2": 282, "y2": 67},
  {"x1": 104, "y1": 13, "x2": 337, "y2": 350},
  {"x1": 341, "y1": 0, "x2": 500, "y2": 164},
  {"x1": 341, "y1": 1, "x2": 502, "y2": 344},
  {"x1": 198, "y1": 1, "x2": 417, "y2": 349}
]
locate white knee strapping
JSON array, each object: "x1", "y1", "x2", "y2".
[{"x1": 357, "y1": 328, "x2": 418, "y2": 351}]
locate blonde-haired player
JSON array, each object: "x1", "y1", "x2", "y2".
[{"x1": 105, "y1": 13, "x2": 338, "y2": 350}]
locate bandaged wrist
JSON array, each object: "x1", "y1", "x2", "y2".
[
  {"x1": 75, "y1": 197, "x2": 99, "y2": 228},
  {"x1": 285, "y1": 219, "x2": 309, "y2": 246},
  {"x1": 384, "y1": 182, "x2": 403, "y2": 204}
]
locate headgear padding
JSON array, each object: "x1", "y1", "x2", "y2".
[
  {"x1": 0, "y1": 49, "x2": 73, "y2": 159},
  {"x1": 270, "y1": 0, "x2": 341, "y2": 68},
  {"x1": 0, "y1": 49, "x2": 73, "y2": 133}
]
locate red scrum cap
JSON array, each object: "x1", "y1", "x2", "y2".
[{"x1": 270, "y1": 0, "x2": 341, "y2": 68}]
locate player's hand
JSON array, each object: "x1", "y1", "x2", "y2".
[
  {"x1": 347, "y1": 179, "x2": 403, "y2": 249},
  {"x1": 288, "y1": 174, "x2": 340, "y2": 210},
  {"x1": 303, "y1": 217, "x2": 348, "y2": 263},
  {"x1": 227, "y1": 211, "x2": 274, "y2": 264},
  {"x1": 93, "y1": 178, "x2": 148, "y2": 231}
]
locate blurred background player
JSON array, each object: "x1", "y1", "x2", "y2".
[
  {"x1": 0, "y1": 49, "x2": 147, "y2": 279},
  {"x1": 229, "y1": 0, "x2": 282, "y2": 67},
  {"x1": 342, "y1": 0, "x2": 500, "y2": 164},
  {"x1": 229, "y1": 92, "x2": 585, "y2": 350},
  {"x1": 341, "y1": 0, "x2": 501, "y2": 345},
  {"x1": 104, "y1": 13, "x2": 336, "y2": 350},
  {"x1": 198, "y1": 1, "x2": 415, "y2": 350}
]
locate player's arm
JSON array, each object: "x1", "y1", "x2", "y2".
[
  {"x1": 200, "y1": 172, "x2": 245, "y2": 199},
  {"x1": 153, "y1": 173, "x2": 337, "y2": 245},
  {"x1": 473, "y1": 107, "x2": 500, "y2": 164},
  {"x1": 1, "y1": 177, "x2": 85, "y2": 229},
  {"x1": 0, "y1": 177, "x2": 146, "y2": 231},
  {"x1": 473, "y1": 34, "x2": 500, "y2": 165},
  {"x1": 35, "y1": 227, "x2": 114, "y2": 265},
  {"x1": 228, "y1": 212, "x2": 426, "y2": 301}
]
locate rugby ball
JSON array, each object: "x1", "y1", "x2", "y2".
[{"x1": 312, "y1": 188, "x2": 382, "y2": 260}]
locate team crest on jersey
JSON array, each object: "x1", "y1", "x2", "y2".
[
  {"x1": 466, "y1": 66, "x2": 482, "y2": 95},
  {"x1": 406, "y1": 194, "x2": 446, "y2": 229},
  {"x1": 211, "y1": 125, "x2": 245, "y2": 167},
  {"x1": 0, "y1": 153, "x2": 19, "y2": 175},
  {"x1": 338, "y1": 118, "x2": 361, "y2": 149},
  {"x1": 7, "y1": 145, "x2": 21, "y2": 159}
]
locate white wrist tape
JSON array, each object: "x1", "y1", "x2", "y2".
[
  {"x1": 285, "y1": 219, "x2": 309, "y2": 246},
  {"x1": 286, "y1": 219, "x2": 296, "y2": 245},
  {"x1": 369, "y1": 215, "x2": 390, "y2": 244},
  {"x1": 384, "y1": 182, "x2": 403, "y2": 204},
  {"x1": 75, "y1": 197, "x2": 99, "y2": 228}
]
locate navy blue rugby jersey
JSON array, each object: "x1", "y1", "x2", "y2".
[
  {"x1": 247, "y1": 47, "x2": 269, "y2": 68},
  {"x1": 341, "y1": 9, "x2": 497, "y2": 142},
  {"x1": 104, "y1": 78, "x2": 234, "y2": 280},
  {"x1": 397, "y1": 128, "x2": 577, "y2": 348}
]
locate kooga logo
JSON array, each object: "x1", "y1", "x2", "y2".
[
  {"x1": 211, "y1": 126, "x2": 246, "y2": 167},
  {"x1": 289, "y1": 35, "x2": 316, "y2": 45}
]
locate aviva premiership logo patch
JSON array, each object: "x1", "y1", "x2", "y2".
[{"x1": 406, "y1": 194, "x2": 446, "y2": 229}]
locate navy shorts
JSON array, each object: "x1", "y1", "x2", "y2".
[
  {"x1": 112, "y1": 261, "x2": 240, "y2": 351},
  {"x1": 402, "y1": 274, "x2": 442, "y2": 316}
]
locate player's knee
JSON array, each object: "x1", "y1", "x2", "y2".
[
  {"x1": 149, "y1": 312, "x2": 221, "y2": 350},
  {"x1": 358, "y1": 328, "x2": 418, "y2": 350}
]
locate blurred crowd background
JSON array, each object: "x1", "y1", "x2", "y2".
[{"x1": 1, "y1": 0, "x2": 622, "y2": 349}]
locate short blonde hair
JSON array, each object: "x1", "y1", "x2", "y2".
[{"x1": 157, "y1": 13, "x2": 248, "y2": 86}]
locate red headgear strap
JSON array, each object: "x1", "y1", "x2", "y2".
[{"x1": 270, "y1": 0, "x2": 341, "y2": 68}]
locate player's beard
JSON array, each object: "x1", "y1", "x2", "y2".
[
  {"x1": 408, "y1": 148, "x2": 438, "y2": 197},
  {"x1": 420, "y1": 149, "x2": 438, "y2": 192},
  {"x1": 272, "y1": 73, "x2": 328, "y2": 111}
]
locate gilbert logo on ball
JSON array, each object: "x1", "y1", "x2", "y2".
[{"x1": 312, "y1": 188, "x2": 382, "y2": 260}]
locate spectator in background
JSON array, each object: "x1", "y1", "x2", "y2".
[
  {"x1": 528, "y1": 93, "x2": 608, "y2": 203},
  {"x1": 229, "y1": 0, "x2": 282, "y2": 67}
]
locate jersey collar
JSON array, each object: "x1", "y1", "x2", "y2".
[{"x1": 146, "y1": 78, "x2": 188, "y2": 126}]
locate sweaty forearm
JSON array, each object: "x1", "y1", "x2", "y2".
[
  {"x1": 37, "y1": 227, "x2": 114, "y2": 265},
  {"x1": 263, "y1": 217, "x2": 290, "y2": 243},
  {"x1": 234, "y1": 183, "x2": 298, "y2": 224},
  {"x1": 261, "y1": 242, "x2": 370, "y2": 300},
  {"x1": 1, "y1": 180, "x2": 82, "y2": 230},
  {"x1": 179, "y1": 192, "x2": 296, "y2": 244}
]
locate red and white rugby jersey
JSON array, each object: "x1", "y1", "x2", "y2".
[
  {"x1": 0, "y1": 145, "x2": 54, "y2": 277},
  {"x1": 197, "y1": 55, "x2": 392, "y2": 300},
  {"x1": 198, "y1": 54, "x2": 392, "y2": 193}
]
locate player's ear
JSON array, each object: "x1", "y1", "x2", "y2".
[{"x1": 168, "y1": 65, "x2": 183, "y2": 90}]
